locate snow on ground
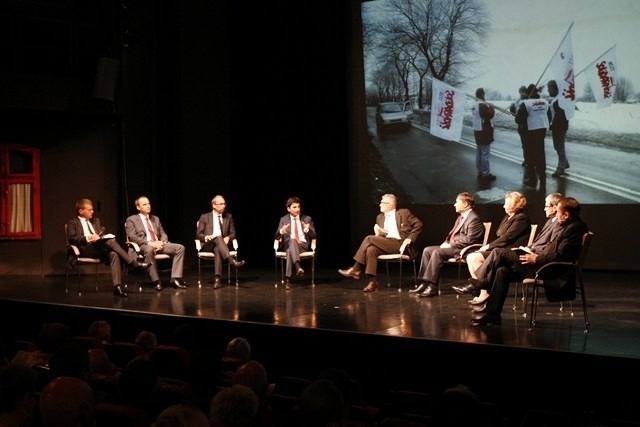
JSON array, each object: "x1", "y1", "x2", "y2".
[{"x1": 490, "y1": 101, "x2": 640, "y2": 134}]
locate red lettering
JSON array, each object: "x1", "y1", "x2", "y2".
[
  {"x1": 438, "y1": 90, "x2": 455, "y2": 129},
  {"x1": 596, "y1": 60, "x2": 614, "y2": 99}
]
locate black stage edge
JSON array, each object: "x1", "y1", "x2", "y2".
[{"x1": 1, "y1": 267, "x2": 640, "y2": 421}]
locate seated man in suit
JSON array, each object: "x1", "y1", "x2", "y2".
[
  {"x1": 196, "y1": 194, "x2": 245, "y2": 289},
  {"x1": 67, "y1": 198, "x2": 149, "y2": 297},
  {"x1": 410, "y1": 192, "x2": 485, "y2": 297},
  {"x1": 338, "y1": 193, "x2": 423, "y2": 292},
  {"x1": 466, "y1": 197, "x2": 588, "y2": 326},
  {"x1": 274, "y1": 196, "x2": 316, "y2": 289},
  {"x1": 125, "y1": 195, "x2": 186, "y2": 291}
]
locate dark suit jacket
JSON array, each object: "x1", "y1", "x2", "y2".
[
  {"x1": 67, "y1": 217, "x2": 104, "y2": 248},
  {"x1": 196, "y1": 211, "x2": 237, "y2": 242},
  {"x1": 449, "y1": 209, "x2": 485, "y2": 252},
  {"x1": 487, "y1": 211, "x2": 531, "y2": 250},
  {"x1": 125, "y1": 214, "x2": 169, "y2": 246},
  {"x1": 375, "y1": 208, "x2": 423, "y2": 259},
  {"x1": 274, "y1": 214, "x2": 316, "y2": 246},
  {"x1": 535, "y1": 217, "x2": 588, "y2": 266},
  {"x1": 530, "y1": 218, "x2": 562, "y2": 253}
]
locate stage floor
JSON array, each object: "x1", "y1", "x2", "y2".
[{"x1": 1, "y1": 267, "x2": 639, "y2": 360}]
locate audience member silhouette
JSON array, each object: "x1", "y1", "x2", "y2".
[
  {"x1": 210, "y1": 384, "x2": 259, "y2": 427},
  {"x1": 186, "y1": 348, "x2": 224, "y2": 416},
  {"x1": 131, "y1": 330, "x2": 158, "y2": 363},
  {"x1": 39, "y1": 376, "x2": 96, "y2": 427},
  {"x1": 119, "y1": 358, "x2": 164, "y2": 420},
  {"x1": 431, "y1": 383, "x2": 479, "y2": 427},
  {"x1": 151, "y1": 403, "x2": 210, "y2": 427},
  {"x1": 86, "y1": 320, "x2": 112, "y2": 345},
  {"x1": 235, "y1": 360, "x2": 274, "y2": 426},
  {"x1": 12, "y1": 322, "x2": 72, "y2": 368},
  {"x1": 288, "y1": 378, "x2": 346, "y2": 426},
  {"x1": 0, "y1": 363, "x2": 38, "y2": 427}
]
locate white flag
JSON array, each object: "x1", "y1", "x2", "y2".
[
  {"x1": 549, "y1": 26, "x2": 576, "y2": 119},
  {"x1": 429, "y1": 78, "x2": 466, "y2": 142},
  {"x1": 584, "y1": 46, "x2": 617, "y2": 108}
]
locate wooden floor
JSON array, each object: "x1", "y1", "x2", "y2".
[{"x1": 1, "y1": 266, "x2": 639, "y2": 360}]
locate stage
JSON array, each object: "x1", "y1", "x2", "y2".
[{"x1": 1, "y1": 267, "x2": 639, "y2": 360}]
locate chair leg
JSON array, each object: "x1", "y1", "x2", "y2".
[
  {"x1": 77, "y1": 266, "x2": 82, "y2": 296},
  {"x1": 578, "y1": 271, "x2": 590, "y2": 332},
  {"x1": 397, "y1": 260, "x2": 402, "y2": 292},
  {"x1": 412, "y1": 260, "x2": 417, "y2": 289},
  {"x1": 311, "y1": 258, "x2": 315, "y2": 287},
  {"x1": 198, "y1": 258, "x2": 202, "y2": 287},
  {"x1": 385, "y1": 262, "x2": 391, "y2": 287},
  {"x1": 274, "y1": 257, "x2": 279, "y2": 287}
]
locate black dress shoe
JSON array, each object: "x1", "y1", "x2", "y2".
[
  {"x1": 285, "y1": 278, "x2": 291, "y2": 290},
  {"x1": 213, "y1": 277, "x2": 222, "y2": 289},
  {"x1": 154, "y1": 282, "x2": 163, "y2": 291},
  {"x1": 408, "y1": 283, "x2": 427, "y2": 294},
  {"x1": 113, "y1": 285, "x2": 127, "y2": 297},
  {"x1": 418, "y1": 283, "x2": 438, "y2": 298},
  {"x1": 471, "y1": 315, "x2": 501, "y2": 326},
  {"x1": 170, "y1": 279, "x2": 187, "y2": 289},
  {"x1": 231, "y1": 259, "x2": 245, "y2": 269},
  {"x1": 452, "y1": 283, "x2": 480, "y2": 296},
  {"x1": 296, "y1": 267, "x2": 305, "y2": 277}
]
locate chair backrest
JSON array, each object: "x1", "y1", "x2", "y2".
[
  {"x1": 481, "y1": 222, "x2": 492, "y2": 245},
  {"x1": 577, "y1": 231, "x2": 594, "y2": 269},
  {"x1": 527, "y1": 224, "x2": 538, "y2": 246}
]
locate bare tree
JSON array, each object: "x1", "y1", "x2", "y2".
[
  {"x1": 614, "y1": 76, "x2": 634, "y2": 103},
  {"x1": 580, "y1": 82, "x2": 595, "y2": 103},
  {"x1": 363, "y1": 0, "x2": 490, "y2": 107}
]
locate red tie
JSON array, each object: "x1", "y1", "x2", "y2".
[
  {"x1": 146, "y1": 217, "x2": 158, "y2": 241},
  {"x1": 448, "y1": 215, "x2": 463, "y2": 244},
  {"x1": 293, "y1": 218, "x2": 300, "y2": 244}
]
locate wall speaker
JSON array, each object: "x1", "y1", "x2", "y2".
[{"x1": 93, "y1": 57, "x2": 120, "y2": 101}]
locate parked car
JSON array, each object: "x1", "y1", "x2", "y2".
[{"x1": 375, "y1": 101, "x2": 413, "y2": 134}]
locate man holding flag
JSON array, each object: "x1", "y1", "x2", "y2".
[{"x1": 547, "y1": 80, "x2": 570, "y2": 178}]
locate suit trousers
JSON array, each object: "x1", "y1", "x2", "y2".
[
  {"x1": 80, "y1": 239, "x2": 133, "y2": 286},
  {"x1": 139, "y1": 242, "x2": 185, "y2": 282},
  {"x1": 353, "y1": 235, "x2": 402, "y2": 277},
  {"x1": 202, "y1": 236, "x2": 233, "y2": 276},
  {"x1": 417, "y1": 245, "x2": 456, "y2": 286}
]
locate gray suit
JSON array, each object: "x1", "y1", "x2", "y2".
[
  {"x1": 125, "y1": 214, "x2": 185, "y2": 282},
  {"x1": 417, "y1": 209, "x2": 485, "y2": 286}
]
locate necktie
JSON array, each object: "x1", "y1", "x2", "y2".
[
  {"x1": 448, "y1": 215, "x2": 463, "y2": 243},
  {"x1": 293, "y1": 218, "x2": 300, "y2": 244},
  {"x1": 146, "y1": 217, "x2": 158, "y2": 241},
  {"x1": 84, "y1": 219, "x2": 95, "y2": 235},
  {"x1": 218, "y1": 215, "x2": 224, "y2": 235}
]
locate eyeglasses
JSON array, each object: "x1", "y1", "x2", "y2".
[
  {"x1": 380, "y1": 202, "x2": 390, "y2": 205},
  {"x1": 213, "y1": 203, "x2": 226, "y2": 206},
  {"x1": 544, "y1": 204, "x2": 553, "y2": 208}
]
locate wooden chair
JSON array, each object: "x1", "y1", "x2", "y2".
[
  {"x1": 194, "y1": 228, "x2": 239, "y2": 287},
  {"x1": 65, "y1": 223, "x2": 102, "y2": 295},
  {"x1": 377, "y1": 241, "x2": 417, "y2": 292},
  {"x1": 523, "y1": 231, "x2": 594, "y2": 333},
  {"x1": 274, "y1": 238, "x2": 317, "y2": 287}
]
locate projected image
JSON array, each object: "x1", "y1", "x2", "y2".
[{"x1": 360, "y1": 0, "x2": 640, "y2": 205}]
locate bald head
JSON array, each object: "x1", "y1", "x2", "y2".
[{"x1": 40, "y1": 376, "x2": 94, "y2": 427}]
